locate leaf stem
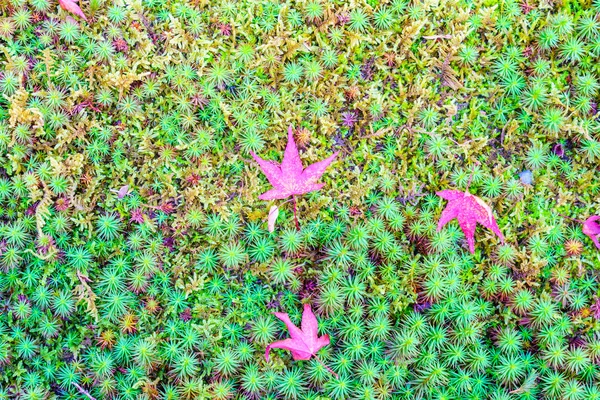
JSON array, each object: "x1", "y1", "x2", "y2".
[
  {"x1": 466, "y1": 161, "x2": 480, "y2": 191},
  {"x1": 314, "y1": 355, "x2": 338, "y2": 378},
  {"x1": 466, "y1": 170, "x2": 475, "y2": 191},
  {"x1": 557, "y1": 212, "x2": 584, "y2": 224},
  {"x1": 292, "y1": 195, "x2": 300, "y2": 231}
]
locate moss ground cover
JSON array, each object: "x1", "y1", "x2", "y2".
[{"x1": 1, "y1": 0, "x2": 600, "y2": 398}]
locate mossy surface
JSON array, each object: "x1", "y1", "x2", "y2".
[{"x1": 1, "y1": 0, "x2": 600, "y2": 399}]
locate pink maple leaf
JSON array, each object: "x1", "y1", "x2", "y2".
[
  {"x1": 266, "y1": 303, "x2": 330, "y2": 362},
  {"x1": 583, "y1": 216, "x2": 600, "y2": 249},
  {"x1": 59, "y1": 0, "x2": 88, "y2": 21},
  {"x1": 250, "y1": 126, "x2": 338, "y2": 201},
  {"x1": 437, "y1": 189, "x2": 505, "y2": 254}
]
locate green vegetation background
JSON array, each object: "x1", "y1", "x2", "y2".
[{"x1": 1, "y1": 0, "x2": 600, "y2": 398}]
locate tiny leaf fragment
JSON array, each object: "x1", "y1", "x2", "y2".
[
  {"x1": 59, "y1": 0, "x2": 88, "y2": 21},
  {"x1": 267, "y1": 205, "x2": 279, "y2": 233}
]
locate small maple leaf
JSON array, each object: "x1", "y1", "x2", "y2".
[
  {"x1": 583, "y1": 216, "x2": 600, "y2": 249},
  {"x1": 266, "y1": 303, "x2": 330, "y2": 362},
  {"x1": 250, "y1": 126, "x2": 339, "y2": 200},
  {"x1": 59, "y1": 0, "x2": 88, "y2": 21},
  {"x1": 437, "y1": 189, "x2": 505, "y2": 254}
]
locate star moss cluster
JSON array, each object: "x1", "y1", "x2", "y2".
[{"x1": 1, "y1": 0, "x2": 600, "y2": 398}]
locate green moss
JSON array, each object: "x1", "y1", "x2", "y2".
[{"x1": 0, "y1": 0, "x2": 599, "y2": 397}]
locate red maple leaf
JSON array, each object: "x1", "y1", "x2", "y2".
[
  {"x1": 250, "y1": 126, "x2": 338, "y2": 200},
  {"x1": 437, "y1": 189, "x2": 505, "y2": 254},
  {"x1": 266, "y1": 303, "x2": 330, "y2": 362},
  {"x1": 583, "y1": 216, "x2": 600, "y2": 249},
  {"x1": 59, "y1": 0, "x2": 88, "y2": 21}
]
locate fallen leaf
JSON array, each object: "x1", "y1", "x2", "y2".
[
  {"x1": 268, "y1": 205, "x2": 279, "y2": 233},
  {"x1": 110, "y1": 185, "x2": 131, "y2": 199},
  {"x1": 59, "y1": 0, "x2": 88, "y2": 21},
  {"x1": 266, "y1": 303, "x2": 330, "y2": 362},
  {"x1": 250, "y1": 125, "x2": 338, "y2": 200},
  {"x1": 583, "y1": 216, "x2": 600, "y2": 249},
  {"x1": 437, "y1": 189, "x2": 505, "y2": 253}
]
